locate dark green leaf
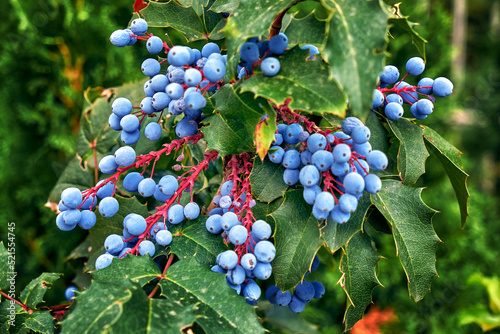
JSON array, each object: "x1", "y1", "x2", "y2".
[
  {"x1": 250, "y1": 158, "x2": 288, "y2": 203},
  {"x1": 251, "y1": 197, "x2": 283, "y2": 232},
  {"x1": 271, "y1": 189, "x2": 323, "y2": 291},
  {"x1": 0, "y1": 242, "x2": 12, "y2": 291},
  {"x1": 387, "y1": 118, "x2": 429, "y2": 185},
  {"x1": 47, "y1": 157, "x2": 94, "y2": 204},
  {"x1": 66, "y1": 236, "x2": 92, "y2": 261},
  {"x1": 92, "y1": 253, "x2": 161, "y2": 286},
  {"x1": 371, "y1": 180, "x2": 440, "y2": 301},
  {"x1": 422, "y1": 125, "x2": 469, "y2": 228},
  {"x1": 223, "y1": 0, "x2": 295, "y2": 57},
  {"x1": 86, "y1": 196, "x2": 149, "y2": 271},
  {"x1": 149, "y1": 298, "x2": 199, "y2": 333},
  {"x1": 239, "y1": 47, "x2": 346, "y2": 116},
  {"x1": 321, "y1": 195, "x2": 371, "y2": 253},
  {"x1": 177, "y1": 0, "x2": 209, "y2": 16},
  {"x1": 210, "y1": 0, "x2": 239, "y2": 14},
  {"x1": 19, "y1": 273, "x2": 62, "y2": 309},
  {"x1": 366, "y1": 112, "x2": 388, "y2": 153},
  {"x1": 137, "y1": 1, "x2": 215, "y2": 42},
  {"x1": 387, "y1": 4, "x2": 427, "y2": 59},
  {"x1": 322, "y1": 113, "x2": 343, "y2": 128},
  {"x1": 340, "y1": 231, "x2": 382, "y2": 331},
  {"x1": 322, "y1": 0, "x2": 388, "y2": 119},
  {"x1": 159, "y1": 258, "x2": 265, "y2": 333},
  {"x1": 264, "y1": 303, "x2": 320, "y2": 334},
  {"x1": 366, "y1": 207, "x2": 391, "y2": 234},
  {"x1": 23, "y1": 311, "x2": 54, "y2": 334},
  {"x1": 283, "y1": 12, "x2": 327, "y2": 47},
  {"x1": 202, "y1": 85, "x2": 274, "y2": 157},
  {"x1": 169, "y1": 216, "x2": 227, "y2": 264}
]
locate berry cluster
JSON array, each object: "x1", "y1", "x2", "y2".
[
  {"x1": 372, "y1": 56, "x2": 454, "y2": 120},
  {"x1": 201, "y1": 156, "x2": 277, "y2": 305},
  {"x1": 268, "y1": 112, "x2": 387, "y2": 223},
  {"x1": 266, "y1": 255, "x2": 325, "y2": 313}
]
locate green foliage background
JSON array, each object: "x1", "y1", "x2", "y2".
[{"x1": 0, "y1": 0, "x2": 499, "y2": 332}]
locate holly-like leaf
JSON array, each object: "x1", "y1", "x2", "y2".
[
  {"x1": 210, "y1": 0, "x2": 239, "y2": 14},
  {"x1": 177, "y1": 0, "x2": 209, "y2": 16},
  {"x1": 23, "y1": 311, "x2": 54, "y2": 334},
  {"x1": 283, "y1": 12, "x2": 327, "y2": 48},
  {"x1": 321, "y1": 195, "x2": 371, "y2": 253},
  {"x1": 202, "y1": 85, "x2": 273, "y2": 157},
  {"x1": 387, "y1": 3, "x2": 427, "y2": 59},
  {"x1": 321, "y1": 0, "x2": 388, "y2": 120},
  {"x1": 271, "y1": 189, "x2": 323, "y2": 291},
  {"x1": 47, "y1": 157, "x2": 94, "y2": 204},
  {"x1": 250, "y1": 158, "x2": 288, "y2": 203},
  {"x1": 86, "y1": 196, "x2": 149, "y2": 271},
  {"x1": 135, "y1": 1, "x2": 221, "y2": 42},
  {"x1": 387, "y1": 118, "x2": 429, "y2": 185},
  {"x1": 149, "y1": 298, "x2": 199, "y2": 333},
  {"x1": 0, "y1": 242, "x2": 12, "y2": 291},
  {"x1": 92, "y1": 253, "x2": 161, "y2": 286},
  {"x1": 223, "y1": 0, "x2": 295, "y2": 57},
  {"x1": 371, "y1": 180, "x2": 440, "y2": 301},
  {"x1": 239, "y1": 47, "x2": 346, "y2": 116},
  {"x1": 19, "y1": 273, "x2": 62, "y2": 309},
  {"x1": 422, "y1": 125, "x2": 469, "y2": 228},
  {"x1": 159, "y1": 258, "x2": 265, "y2": 333},
  {"x1": 340, "y1": 231, "x2": 382, "y2": 331},
  {"x1": 168, "y1": 216, "x2": 227, "y2": 264},
  {"x1": 254, "y1": 116, "x2": 277, "y2": 161}
]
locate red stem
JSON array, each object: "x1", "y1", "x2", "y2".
[{"x1": 0, "y1": 290, "x2": 31, "y2": 313}]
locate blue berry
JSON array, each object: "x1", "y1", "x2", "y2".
[
  {"x1": 184, "y1": 202, "x2": 200, "y2": 220},
  {"x1": 95, "y1": 253, "x2": 113, "y2": 270},
  {"x1": 78, "y1": 210, "x2": 96, "y2": 230},
  {"x1": 120, "y1": 115, "x2": 139, "y2": 133},
  {"x1": 273, "y1": 133, "x2": 283, "y2": 145},
  {"x1": 104, "y1": 234, "x2": 124, "y2": 255},
  {"x1": 364, "y1": 174, "x2": 382, "y2": 194},
  {"x1": 221, "y1": 180, "x2": 234, "y2": 196},
  {"x1": 156, "y1": 229, "x2": 173, "y2": 246},
  {"x1": 261, "y1": 57, "x2": 280, "y2": 76},
  {"x1": 386, "y1": 93, "x2": 403, "y2": 105},
  {"x1": 331, "y1": 206, "x2": 350, "y2": 224},
  {"x1": 65, "y1": 286, "x2": 78, "y2": 301},
  {"x1": 380, "y1": 65, "x2": 399, "y2": 84},
  {"x1": 167, "y1": 204, "x2": 185, "y2": 224},
  {"x1": 410, "y1": 103, "x2": 427, "y2": 120},
  {"x1": 168, "y1": 46, "x2": 190, "y2": 66},
  {"x1": 203, "y1": 58, "x2": 226, "y2": 83},
  {"x1": 218, "y1": 250, "x2": 238, "y2": 270},
  {"x1": 109, "y1": 30, "x2": 130, "y2": 47},
  {"x1": 433, "y1": 77, "x2": 454, "y2": 97},
  {"x1": 243, "y1": 282, "x2": 261, "y2": 301},
  {"x1": 417, "y1": 77, "x2": 434, "y2": 95},
  {"x1": 221, "y1": 212, "x2": 239, "y2": 230},
  {"x1": 130, "y1": 18, "x2": 148, "y2": 35},
  {"x1": 311, "y1": 150, "x2": 334, "y2": 171},
  {"x1": 253, "y1": 262, "x2": 272, "y2": 280},
  {"x1": 139, "y1": 240, "x2": 155, "y2": 257},
  {"x1": 303, "y1": 185, "x2": 321, "y2": 205},
  {"x1": 241, "y1": 253, "x2": 257, "y2": 270},
  {"x1": 269, "y1": 32, "x2": 288, "y2": 54},
  {"x1": 125, "y1": 214, "x2": 147, "y2": 235},
  {"x1": 331, "y1": 162, "x2": 349, "y2": 177},
  {"x1": 185, "y1": 92, "x2": 206, "y2": 110},
  {"x1": 227, "y1": 265, "x2": 246, "y2": 285},
  {"x1": 283, "y1": 168, "x2": 300, "y2": 185},
  {"x1": 416, "y1": 99, "x2": 434, "y2": 115},
  {"x1": 61, "y1": 187, "x2": 83, "y2": 209},
  {"x1": 268, "y1": 146, "x2": 285, "y2": 164},
  {"x1": 288, "y1": 295, "x2": 306, "y2": 313},
  {"x1": 299, "y1": 165, "x2": 320, "y2": 187},
  {"x1": 384, "y1": 102, "x2": 404, "y2": 120},
  {"x1": 254, "y1": 240, "x2": 276, "y2": 263},
  {"x1": 341, "y1": 117, "x2": 363, "y2": 136},
  {"x1": 240, "y1": 42, "x2": 260, "y2": 62},
  {"x1": 406, "y1": 57, "x2": 425, "y2": 76},
  {"x1": 282, "y1": 149, "x2": 301, "y2": 169},
  {"x1": 150, "y1": 74, "x2": 169, "y2": 92},
  {"x1": 312, "y1": 281, "x2": 325, "y2": 298},
  {"x1": 152, "y1": 92, "x2": 171, "y2": 110},
  {"x1": 394, "y1": 81, "x2": 418, "y2": 103},
  {"x1": 63, "y1": 209, "x2": 81, "y2": 226},
  {"x1": 307, "y1": 133, "x2": 327, "y2": 153},
  {"x1": 314, "y1": 192, "x2": 335, "y2": 213},
  {"x1": 351, "y1": 126, "x2": 371, "y2": 144},
  {"x1": 298, "y1": 131, "x2": 310, "y2": 143},
  {"x1": 201, "y1": 42, "x2": 220, "y2": 58},
  {"x1": 123, "y1": 172, "x2": 144, "y2": 192},
  {"x1": 145, "y1": 122, "x2": 162, "y2": 141},
  {"x1": 146, "y1": 36, "x2": 163, "y2": 54},
  {"x1": 372, "y1": 89, "x2": 385, "y2": 108},
  {"x1": 141, "y1": 58, "x2": 161, "y2": 77},
  {"x1": 343, "y1": 172, "x2": 365, "y2": 195},
  {"x1": 109, "y1": 113, "x2": 122, "y2": 131},
  {"x1": 175, "y1": 118, "x2": 198, "y2": 138},
  {"x1": 184, "y1": 68, "x2": 202, "y2": 87},
  {"x1": 266, "y1": 285, "x2": 281, "y2": 303},
  {"x1": 295, "y1": 281, "x2": 315, "y2": 302},
  {"x1": 140, "y1": 97, "x2": 155, "y2": 114},
  {"x1": 339, "y1": 193, "x2": 358, "y2": 213},
  {"x1": 112, "y1": 97, "x2": 132, "y2": 117},
  {"x1": 121, "y1": 129, "x2": 140, "y2": 145},
  {"x1": 99, "y1": 197, "x2": 119, "y2": 217},
  {"x1": 332, "y1": 143, "x2": 351, "y2": 163},
  {"x1": 138, "y1": 178, "x2": 156, "y2": 197},
  {"x1": 56, "y1": 212, "x2": 76, "y2": 231},
  {"x1": 114, "y1": 146, "x2": 136, "y2": 167},
  {"x1": 284, "y1": 123, "x2": 303, "y2": 145},
  {"x1": 158, "y1": 175, "x2": 178, "y2": 196},
  {"x1": 275, "y1": 290, "x2": 292, "y2": 307},
  {"x1": 366, "y1": 150, "x2": 388, "y2": 171}
]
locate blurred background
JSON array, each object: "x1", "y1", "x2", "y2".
[{"x1": 0, "y1": 0, "x2": 498, "y2": 333}]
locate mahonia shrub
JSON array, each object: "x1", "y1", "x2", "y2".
[{"x1": 0, "y1": 0, "x2": 469, "y2": 333}]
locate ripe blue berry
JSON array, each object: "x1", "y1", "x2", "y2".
[
  {"x1": 99, "y1": 197, "x2": 119, "y2": 217},
  {"x1": 261, "y1": 57, "x2": 280, "y2": 76}
]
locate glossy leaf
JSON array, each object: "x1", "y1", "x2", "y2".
[
  {"x1": 340, "y1": 231, "x2": 382, "y2": 331},
  {"x1": 19, "y1": 273, "x2": 62, "y2": 309},
  {"x1": 387, "y1": 3, "x2": 427, "y2": 59},
  {"x1": 322, "y1": 0, "x2": 388, "y2": 119},
  {"x1": 387, "y1": 118, "x2": 429, "y2": 185},
  {"x1": 371, "y1": 180, "x2": 440, "y2": 301},
  {"x1": 239, "y1": 47, "x2": 346, "y2": 116},
  {"x1": 271, "y1": 189, "x2": 323, "y2": 291},
  {"x1": 47, "y1": 157, "x2": 94, "y2": 204},
  {"x1": 159, "y1": 258, "x2": 265, "y2": 333},
  {"x1": 249, "y1": 158, "x2": 288, "y2": 203},
  {"x1": 210, "y1": 0, "x2": 240, "y2": 14},
  {"x1": 283, "y1": 12, "x2": 327, "y2": 48},
  {"x1": 422, "y1": 125, "x2": 469, "y2": 227},
  {"x1": 92, "y1": 253, "x2": 161, "y2": 286}
]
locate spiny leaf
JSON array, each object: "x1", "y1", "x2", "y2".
[
  {"x1": 340, "y1": 231, "x2": 382, "y2": 331},
  {"x1": 159, "y1": 258, "x2": 265, "y2": 333},
  {"x1": 321, "y1": 0, "x2": 388, "y2": 120},
  {"x1": 250, "y1": 157, "x2": 289, "y2": 203},
  {"x1": 177, "y1": 0, "x2": 209, "y2": 16},
  {"x1": 168, "y1": 216, "x2": 227, "y2": 264},
  {"x1": 321, "y1": 195, "x2": 371, "y2": 253},
  {"x1": 210, "y1": 0, "x2": 239, "y2": 14},
  {"x1": 47, "y1": 157, "x2": 94, "y2": 204},
  {"x1": 271, "y1": 189, "x2": 323, "y2": 291},
  {"x1": 386, "y1": 3, "x2": 427, "y2": 59},
  {"x1": 283, "y1": 12, "x2": 328, "y2": 48},
  {"x1": 422, "y1": 125, "x2": 469, "y2": 228},
  {"x1": 22, "y1": 311, "x2": 54, "y2": 334},
  {"x1": 223, "y1": 0, "x2": 295, "y2": 58},
  {"x1": 19, "y1": 273, "x2": 62, "y2": 309},
  {"x1": 202, "y1": 85, "x2": 274, "y2": 157},
  {"x1": 239, "y1": 47, "x2": 346, "y2": 116},
  {"x1": 371, "y1": 180, "x2": 440, "y2": 301},
  {"x1": 92, "y1": 253, "x2": 161, "y2": 286},
  {"x1": 387, "y1": 118, "x2": 429, "y2": 185}
]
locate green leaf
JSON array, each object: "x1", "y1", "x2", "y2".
[
  {"x1": 239, "y1": 47, "x2": 346, "y2": 116},
  {"x1": 137, "y1": 1, "x2": 219, "y2": 42},
  {"x1": 422, "y1": 125, "x2": 469, "y2": 228},
  {"x1": 264, "y1": 303, "x2": 320, "y2": 334},
  {"x1": 283, "y1": 12, "x2": 327, "y2": 47},
  {"x1": 366, "y1": 207, "x2": 391, "y2": 234},
  {"x1": 321, "y1": 0, "x2": 388, "y2": 119},
  {"x1": 254, "y1": 116, "x2": 277, "y2": 161},
  {"x1": 250, "y1": 157, "x2": 288, "y2": 203},
  {"x1": 168, "y1": 216, "x2": 227, "y2": 264},
  {"x1": 210, "y1": 0, "x2": 239, "y2": 14},
  {"x1": 149, "y1": 298, "x2": 199, "y2": 333},
  {"x1": 66, "y1": 236, "x2": 92, "y2": 261},
  {"x1": 19, "y1": 273, "x2": 62, "y2": 309},
  {"x1": 0, "y1": 242, "x2": 12, "y2": 291},
  {"x1": 92, "y1": 253, "x2": 161, "y2": 286},
  {"x1": 202, "y1": 85, "x2": 273, "y2": 157},
  {"x1": 159, "y1": 258, "x2": 265, "y2": 333},
  {"x1": 387, "y1": 4, "x2": 427, "y2": 59},
  {"x1": 340, "y1": 231, "x2": 382, "y2": 331},
  {"x1": 366, "y1": 112, "x2": 388, "y2": 153},
  {"x1": 223, "y1": 0, "x2": 295, "y2": 57},
  {"x1": 459, "y1": 305, "x2": 500, "y2": 332},
  {"x1": 251, "y1": 198, "x2": 282, "y2": 232},
  {"x1": 23, "y1": 311, "x2": 54, "y2": 334},
  {"x1": 387, "y1": 118, "x2": 429, "y2": 185},
  {"x1": 371, "y1": 180, "x2": 440, "y2": 301},
  {"x1": 271, "y1": 189, "x2": 323, "y2": 291},
  {"x1": 47, "y1": 157, "x2": 94, "y2": 204},
  {"x1": 321, "y1": 195, "x2": 371, "y2": 253},
  {"x1": 177, "y1": 0, "x2": 209, "y2": 16},
  {"x1": 86, "y1": 196, "x2": 149, "y2": 271}
]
